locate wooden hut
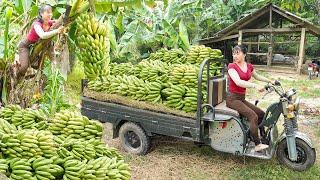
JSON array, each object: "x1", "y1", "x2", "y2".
[{"x1": 199, "y1": 3, "x2": 320, "y2": 74}]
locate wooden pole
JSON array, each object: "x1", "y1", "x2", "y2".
[
  {"x1": 297, "y1": 28, "x2": 306, "y2": 74},
  {"x1": 238, "y1": 30, "x2": 243, "y2": 45},
  {"x1": 267, "y1": 6, "x2": 273, "y2": 67}
]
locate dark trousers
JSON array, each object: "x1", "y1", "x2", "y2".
[
  {"x1": 226, "y1": 92, "x2": 265, "y2": 145},
  {"x1": 17, "y1": 38, "x2": 33, "y2": 77}
]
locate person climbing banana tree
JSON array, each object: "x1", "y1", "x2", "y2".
[{"x1": 12, "y1": 4, "x2": 65, "y2": 79}]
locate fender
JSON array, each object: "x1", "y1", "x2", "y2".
[{"x1": 276, "y1": 131, "x2": 314, "y2": 149}]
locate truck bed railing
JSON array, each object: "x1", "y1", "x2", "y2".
[{"x1": 196, "y1": 59, "x2": 227, "y2": 141}]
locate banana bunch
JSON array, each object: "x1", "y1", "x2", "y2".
[
  {"x1": 49, "y1": 110, "x2": 103, "y2": 140},
  {"x1": 0, "y1": 129, "x2": 57, "y2": 159},
  {"x1": 9, "y1": 158, "x2": 34, "y2": 179},
  {"x1": 87, "y1": 76, "x2": 112, "y2": 92},
  {"x1": 110, "y1": 62, "x2": 134, "y2": 76},
  {"x1": 183, "y1": 88, "x2": 198, "y2": 112},
  {"x1": 82, "y1": 157, "x2": 130, "y2": 180},
  {"x1": 186, "y1": 45, "x2": 223, "y2": 64},
  {"x1": 147, "y1": 48, "x2": 185, "y2": 64},
  {"x1": 0, "y1": 104, "x2": 21, "y2": 122},
  {"x1": 145, "y1": 81, "x2": 163, "y2": 103},
  {"x1": 0, "y1": 118, "x2": 17, "y2": 134},
  {"x1": 76, "y1": 13, "x2": 110, "y2": 80},
  {"x1": 169, "y1": 64, "x2": 199, "y2": 87},
  {"x1": 57, "y1": 138, "x2": 123, "y2": 162},
  {"x1": 162, "y1": 84, "x2": 186, "y2": 109},
  {"x1": 135, "y1": 60, "x2": 170, "y2": 83},
  {"x1": 0, "y1": 105, "x2": 48, "y2": 130},
  {"x1": 32, "y1": 157, "x2": 64, "y2": 179},
  {"x1": 0, "y1": 159, "x2": 8, "y2": 174}
]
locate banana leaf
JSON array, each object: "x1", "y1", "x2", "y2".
[
  {"x1": 162, "y1": 19, "x2": 178, "y2": 48},
  {"x1": 179, "y1": 20, "x2": 189, "y2": 51},
  {"x1": 107, "y1": 18, "x2": 119, "y2": 54}
]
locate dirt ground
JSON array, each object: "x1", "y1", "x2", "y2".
[{"x1": 98, "y1": 72, "x2": 320, "y2": 180}]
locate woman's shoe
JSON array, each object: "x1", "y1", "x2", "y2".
[{"x1": 254, "y1": 143, "x2": 269, "y2": 152}]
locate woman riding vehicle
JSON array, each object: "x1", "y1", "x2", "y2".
[
  {"x1": 227, "y1": 45, "x2": 274, "y2": 152},
  {"x1": 14, "y1": 4, "x2": 65, "y2": 78}
]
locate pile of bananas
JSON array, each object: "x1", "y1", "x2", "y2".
[
  {"x1": 0, "y1": 159, "x2": 8, "y2": 174},
  {"x1": 147, "y1": 48, "x2": 186, "y2": 64},
  {"x1": 76, "y1": 13, "x2": 110, "y2": 80},
  {"x1": 186, "y1": 45, "x2": 223, "y2": 64},
  {"x1": 0, "y1": 118, "x2": 17, "y2": 134},
  {"x1": 0, "y1": 105, "x2": 48, "y2": 130},
  {"x1": 62, "y1": 157, "x2": 130, "y2": 180},
  {"x1": 1, "y1": 157, "x2": 64, "y2": 180},
  {"x1": 56, "y1": 138, "x2": 123, "y2": 161},
  {"x1": 49, "y1": 110, "x2": 103, "y2": 140},
  {"x1": 0, "y1": 129, "x2": 58, "y2": 159}
]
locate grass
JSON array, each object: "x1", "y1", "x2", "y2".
[{"x1": 228, "y1": 161, "x2": 320, "y2": 180}]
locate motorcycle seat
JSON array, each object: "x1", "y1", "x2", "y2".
[{"x1": 215, "y1": 100, "x2": 240, "y2": 118}]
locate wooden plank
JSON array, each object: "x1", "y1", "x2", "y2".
[
  {"x1": 247, "y1": 52, "x2": 267, "y2": 56},
  {"x1": 199, "y1": 34, "x2": 239, "y2": 44},
  {"x1": 238, "y1": 30, "x2": 243, "y2": 45},
  {"x1": 241, "y1": 28, "x2": 303, "y2": 33},
  {"x1": 297, "y1": 28, "x2": 306, "y2": 74},
  {"x1": 242, "y1": 41, "x2": 269, "y2": 45}
]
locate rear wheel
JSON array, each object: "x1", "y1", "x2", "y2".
[
  {"x1": 119, "y1": 122, "x2": 151, "y2": 155},
  {"x1": 276, "y1": 138, "x2": 316, "y2": 171}
]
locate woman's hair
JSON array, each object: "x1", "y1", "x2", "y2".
[
  {"x1": 233, "y1": 44, "x2": 247, "y2": 55},
  {"x1": 37, "y1": 4, "x2": 52, "y2": 23}
]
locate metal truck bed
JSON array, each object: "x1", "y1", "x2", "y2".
[{"x1": 81, "y1": 96, "x2": 199, "y2": 141}]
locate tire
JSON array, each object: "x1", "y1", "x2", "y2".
[
  {"x1": 119, "y1": 122, "x2": 151, "y2": 155},
  {"x1": 276, "y1": 138, "x2": 316, "y2": 171}
]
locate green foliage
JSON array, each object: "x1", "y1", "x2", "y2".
[{"x1": 40, "y1": 61, "x2": 70, "y2": 116}]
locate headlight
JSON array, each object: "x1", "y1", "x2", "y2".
[{"x1": 287, "y1": 104, "x2": 295, "y2": 111}]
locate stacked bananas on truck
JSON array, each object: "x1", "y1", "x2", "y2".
[
  {"x1": 183, "y1": 87, "x2": 198, "y2": 112},
  {"x1": 147, "y1": 48, "x2": 186, "y2": 64},
  {"x1": 48, "y1": 110, "x2": 103, "y2": 140},
  {"x1": 134, "y1": 60, "x2": 170, "y2": 83},
  {"x1": 0, "y1": 105, "x2": 48, "y2": 130},
  {"x1": 110, "y1": 62, "x2": 134, "y2": 76},
  {"x1": 169, "y1": 64, "x2": 199, "y2": 87},
  {"x1": 186, "y1": 45, "x2": 223, "y2": 65},
  {"x1": 0, "y1": 129, "x2": 58, "y2": 159},
  {"x1": 161, "y1": 84, "x2": 186, "y2": 109},
  {"x1": 76, "y1": 13, "x2": 110, "y2": 80}
]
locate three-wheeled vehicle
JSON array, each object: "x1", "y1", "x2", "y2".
[{"x1": 81, "y1": 59, "x2": 316, "y2": 171}]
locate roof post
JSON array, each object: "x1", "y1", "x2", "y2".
[
  {"x1": 238, "y1": 30, "x2": 243, "y2": 45},
  {"x1": 267, "y1": 5, "x2": 273, "y2": 67},
  {"x1": 297, "y1": 28, "x2": 306, "y2": 74}
]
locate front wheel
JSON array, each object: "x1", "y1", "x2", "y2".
[{"x1": 276, "y1": 138, "x2": 316, "y2": 171}]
